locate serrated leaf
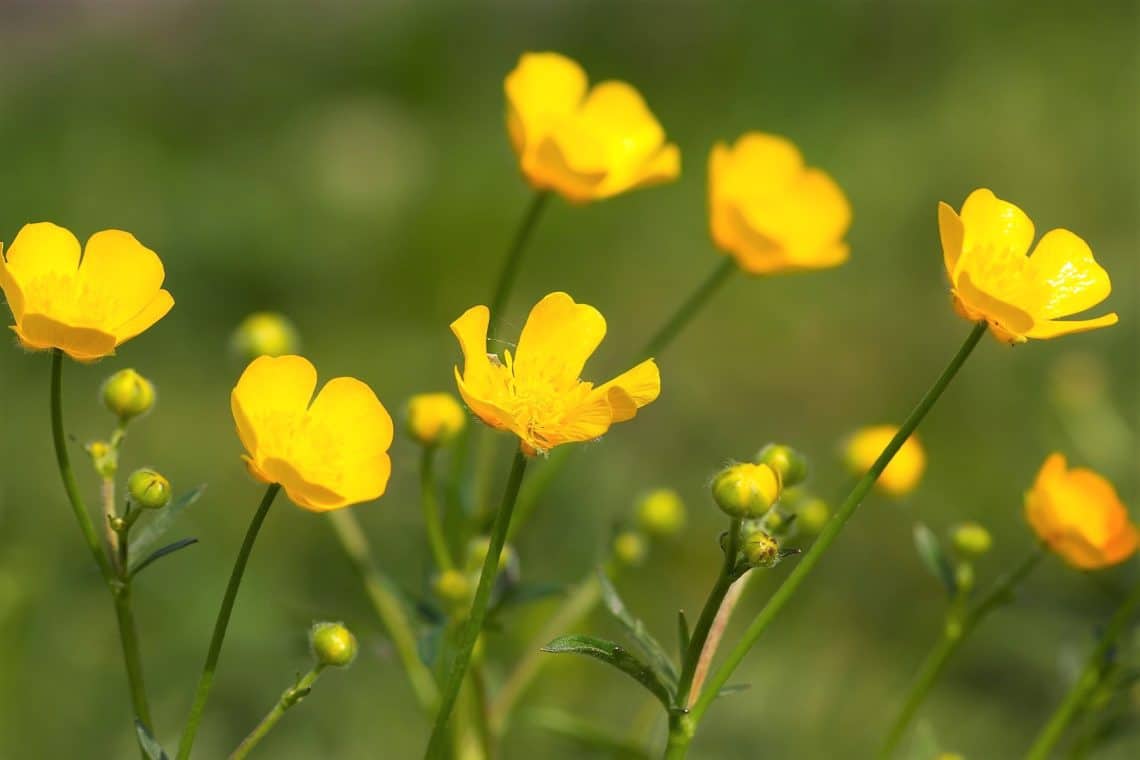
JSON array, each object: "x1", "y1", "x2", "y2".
[
  {"x1": 913, "y1": 523, "x2": 957, "y2": 595},
  {"x1": 128, "y1": 484, "x2": 207, "y2": 563},
  {"x1": 542, "y1": 634, "x2": 674, "y2": 708},
  {"x1": 129, "y1": 538, "x2": 199, "y2": 577},
  {"x1": 134, "y1": 719, "x2": 168, "y2": 760},
  {"x1": 597, "y1": 571, "x2": 678, "y2": 686},
  {"x1": 677, "y1": 610, "x2": 690, "y2": 661}
]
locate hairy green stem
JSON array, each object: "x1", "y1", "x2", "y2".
[
  {"x1": 177, "y1": 484, "x2": 280, "y2": 760},
  {"x1": 228, "y1": 666, "x2": 325, "y2": 760},
  {"x1": 425, "y1": 450, "x2": 529, "y2": 758}
]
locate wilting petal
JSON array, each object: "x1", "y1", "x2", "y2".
[
  {"x1": 514, "y1": 292, "x2": 606, "y2": 386},
  {"x1": 959, "y1": 189, "x2": 1035, "y2": 259},
  {"x1": 1028, "y1": 229, "x2": 1112, "y2": 319}
]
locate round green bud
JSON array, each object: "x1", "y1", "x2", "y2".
[
  {"x1": 127, "y1": 469, "x2": 171, "y2": 510},
  {"x1": 86, "y1": 440, "x2": 118, "y2": 478},
  {"x1": 711, "y1": 462, "x2": 781, "y2": 519},
  {"x1": 612, "y1": 531, "x2": 648, "y2": 567},
  {"x1": 755, "y1": 444, "x2": 808, "y2": 488},
  {"x1": 101, "y1": 369, "x2": 155, "y2": 422},
  {"x1": 309, "y1": 621, "x2": 357, "y2": 668},
  {"x1": 951, "y1": 522, "x2": 993, "y2": 556},
  {"x1": 433, "y1": 569, "x2": 473, "y2": 609},
  {"x1": 636, "y1": 489, "x2": 686, "y2": 538},
  {"x1": 743, "y1": 529, "x2": 780, "y2": 568},
  {"x1": 797, "y1": 499, "x2": 830, "y2": 535},
  {"x1": 230, "y1": 312, "x2": 300, "y2": 361}
]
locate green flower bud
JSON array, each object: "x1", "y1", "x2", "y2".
[
  {"x1": 951, "y1": 522, "x2": 992, "y2": 556},
  {"x1": 309, "y1": 621, "x2": 357, "y2": 668},
  {"x1": 743, "y1": 528, "x2": 780, "y2": 568},
  {"x1": 755, "y1": 444, "x2": 808, "y2": 488},
  {"x1": 711, "y1": 462, "x2": 781, "y2": 519},
  {"x1": 230, "y1": 312, "x2": 300, "y2": 361},
  {"x1": 612, "y1": 531, "x2": 648, "y2": 567},
  {"x1": 87, "y1": 440, "x2": 118, "y2": 478},
  {"x1": 797, "y1": 499, "x2": 830, "y2": 534},
  {"x1": 636, "y1": 489, "x2": 686, "y2": 538},
  {"x1": 433, "y1": 569, "x2": 473, "y2": 609},
  {"x1": 101, "y1": 369, "x2": 155, "y2": 422},
  {"x1": 127, "y1": 469, "x2": 171, "y2": 510}
]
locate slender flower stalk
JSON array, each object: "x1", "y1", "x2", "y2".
[
  {"x1": 666, "y1": 322, "x2": 988, "y2": 757},
  {"x1": 177, "y1": 484, "x2": 280, "y2": 760},
  {"x1": 878, "y1": 545, "x2": 1044, "y2": 757},
  {"x1": 228, "y1": 666, "x2": 325, "y2": 760},
  {"x1": 1025, "y1": 580, "x2": 1140, "y2": 760},
  {"x1": 421, "y1": 447, "x2": 454, "y2": 570},
  {"x1": 425, "y1": 451, "x2": 529, "y2": 758},
  {"x1": 50, "y1": 350, "x2": 154, "y2": 734},
  {"x1": 644, "y1": 258, "x2": 736, "y2": 357}
]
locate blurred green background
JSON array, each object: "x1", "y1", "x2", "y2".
[{"x1": 1, "y1": 0, "x2": 1137, "y2": 757}]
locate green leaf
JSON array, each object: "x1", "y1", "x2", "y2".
[
  {"x1": 597, "y1": 571, "x2": 679, "y2": 687},
  {"x1": 134, "y1": 719, "x2": 168, "y2": 760},
  {"x1": 128, "y1": 484, "x2": 207, "y2": 562},
  {"x1": 542, "y1": 634, "x2": 674, "y2": 708},
  {"x1": 677, "y1": 610, "x2": 690, "y2": 661},
  {"x1": 129, "y1": 538, "x2": 199, "y2": 577},
  {"x1": 913, "y1": 523, "x2": 957, "y2": 595}
]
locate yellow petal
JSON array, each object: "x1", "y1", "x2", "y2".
[
  {"x1": 112, "y1": 290, "x2": 174, "y2": 345},
  {"x1": 1028, "y1": 229, "x2": 1112, "y2": 319},
  {"x1": 260, "y1": 456, "x2": 350, "y2": 512},
  {"x1": 621, "y1": 142, "x2": 681, "y2": 196},
  {"x1": 938, "y1": 201, "x2": 964, "y2": 277},
  {"x1": 2, "y1": 223, "x2": 82, "y2": 295},
  {"x1": 305, "y1": 377, "x2": 395, "y2": 505},
  {"x1": 77, "y1": 230, "x2": 167, "y2": 328},
  {"x1": 14, "y1": 312, "x2": 117, "y2": 360},
  {"x1": 550, "y1": 389, "x2": 616, "y2": 448},
  {"x1": 0, "y1": 243, "x2": 27, "y2": 322},
  {"x1": 514, "y1": 292, "x2": 606, "y2": 386},
  {"x1": 1024, "y1": 312, "x2": 1118, "y2": 340},
  {"x1": 453, "y1": 367, "x2": 512, "y2": 432},
  {"x1": 505, "y1": 52, "x2": 587, "y2": 158},
  {"x1": 231, "y1": 355, "x2": 318, "y2": 461},
  {"x1": 595, "y1": 358, "x2": 661, "y2": 422},
  {"x1": 954, "y1": 270, "x2": 1035, "y2": 340},
  {"x1": 717, "y1": 134, "x2": 804, "y2": 204},
  {"x1": 531, "y1": 136, "x2": 610, "y2": 202},
  {"x1": 959, "y1": 188, "x2": 1035, "y2": 259}
]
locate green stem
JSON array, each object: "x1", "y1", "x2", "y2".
[
  {"x1": 50, "y1": 350, "x2": 154, "y2": 735},
  {"x1": 420, "y1": 447, "x2": 454, "y2": 570},
  {"x1": 487, "y1": 191, "x2": 550, "y2": 336},
  {"x1": 326, "y1": 509, "x2": 439, "y2": 712},
  {"x1": 425, "y1": 450, "x2": 529, "y2": 758},
  {"x1": 228, "y1": 666, "x2": 325, "y2": 760},
  {"x1": 671, "y1": 322, "x2": 987, "y2": 757},
  {"x1": 878, "y1": 546, "x2": 1043, "y2": 757},
  {"x1": 177, "y1": 483, "x2": 280, "y2": 760},
  {"x1": 643, "y1": 258, "x2": 735, "y2": 357},
  {"x1": 1025, "y1": 580, "x2": 1140, "y2": 760}
]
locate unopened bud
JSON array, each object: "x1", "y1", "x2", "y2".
[
  {"x1": 406, "y1": 393, "x2": 467, "y2": 447},
  {"x1": 127, "y1": 469, "x2": 171, "y2": 510},
  {"x1": 612, "y1": 531, "x2": 648, "y2": 567},
  {"x1": 951, "y1": 522, "x2": 992, "y2": 556},
  {"x1": 797, "y1": 499, "x2": 830, "y2": 534},
  {"x1": 309, "y1": 622, "x2": 357, "y2": 668},
  {"x1": 230, "y1": 312, "x2": 300, "y2": 361},
  {"x1": 636, "y1": 489, "x2": 686, "y2": 538},
  {"x1": 711, "y1": 462, "x2": 781, "y2": 519},
  {"x1": 101, "y1": 369, "x2": 155, "y2": 422},
  {"x1": 755, "y1": 444, "x2": 808, "y2": 488},
  {"x1": 87, "y1": 440, "x2": 118, "y2": 478},
  {"x1": 433, "y1": 569, "x2": 473, "y2": 609},
  {"x1": 743, "y1": 529, "x2": 781, "y2": 568}
]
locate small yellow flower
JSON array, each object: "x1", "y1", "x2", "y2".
[
  {"x1": 844, "y1": 425, "x2": 925, "y2": 497},
  {"x1": 709, "y1": 133, "x2": 851, "y2": 275},
  {"x1": 1025, "y1": 453, "x2": 1138, "y2": 570},
  {"x1": 406, "y1": 392, "x2": 467, "y2": 447},
  {"x1": 505, "y1": 52, "x2": 680, "y2": 203},
  {"x1": 939, "y1": 189, "x2": 1118, "y2": 343},
  {"x1": 231, "y1": 355, "x2": 394, "y2": 512},
  {"x1": 451, "y1": 292, "x2": 660, "y2": 455},
  {"x1": 0, "y1": 223, "x2": 173, "y2": 361}
]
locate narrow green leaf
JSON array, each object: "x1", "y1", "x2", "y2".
[
  {"x1": 128, "y1": 484, "x2": 207, "y2": 562},
  {"x1": 134, "y1": 719, "x2": 169, "y2": 760},
  {"x1": 597, "y1": 571, "x2": 679, "y2": 686},
  {"x1": 677, "y1": 610, "x2": 690, "y2": 661},
  {"x1": 129, "y1": 538, "x2": 199, "y2": 577},
  {"x1": 913, "y1": 523, "x2": 957, "y2": 595},
  {"x1": 542, "y1": 634, "x2": 674, "y2": 708}
]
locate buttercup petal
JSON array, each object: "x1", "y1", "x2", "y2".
[
  {"x1": 505, "y1": 52, "x2": 588, "y2": 158},
  {"x1": 15, "y1": 312, "x2": 117, "y2": 360},
  {"x1": 938, "y1": 201, "x2": 965, "y2": 277},
  {"x1": 531, "y1": 136, "x2": 609, "y2": 201},
  {"x1": 959, "y1": 188, "x2": 1035, "y2": 259},
  {"x1": 113, "y1": 290, "x2": 175, "y2": 345},
  {"x1": 305, "y1": 377, "x2": 394, "y2": 504},
  {"x1": 955, "y1": 270, "x2": 1035, "y2": 340},
  {"x1": 454, "y1": 367, "x2": 512, "y2": 433},
  {"x1": 718, "y1": 134, "x2": 804, "y2": 204},
  {"x1": 1028, "y1": 229, "x2": 1112, "y2": 319},
  {"x1": 514, "y1": 292, "x2": 606, "y2": 386},
  {"x1": 551, "y1": 390, "x2": 616, "y2": 448},
  {"x1": 260, "y1": 456, "x2": 350, "y2": 512},
  {"x1": 594, "y1": 359, "x2": 661, "y2": 423},
  {"x1": 78, "y1": 230, "x2": 166, "y2": 328},
  {"x1": 3, "y1": 223, "x2": 82, "y2": 294},
  {"x1": 231, "y1": 355, "x2": 318, "y2": 462},
  {"x1": 622, "y1": 142, "x2": 681, "y2": 196},
  {"x1": 0, "y1": 244, "x2": 27, "y2": 321},
  {"x1": 1024, "y1": 312, "x2": 1118, "y2": 340}
]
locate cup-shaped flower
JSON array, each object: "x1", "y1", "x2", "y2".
[
  {"x1": 505, "y1": 51, "x2": 680, "y2": 203},
  {"x1": 1025, "y1": 453, "x2": 1138, "y2": 570},
  {"x1": 939, "y1": 189, "x2": 1118, "y2": 343},
  {"x1": 709, "y1": 133, "x2": 851, "y2": 275},
  {"x1": 0, "y1": 223, "x2": 173, "y2": 361},
  {"x1": 843, "y1": 425, "x2": 925, "y2": 497},
  {"x1": 451, "y1": 292, "x2": 660, "y2": 455},
  {"x1": 231, "y1": 355, "x2": 394, "y2": 512}
]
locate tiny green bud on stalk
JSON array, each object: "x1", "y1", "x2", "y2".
[
  {"x1": 743, "y1": 528, "x2": 781, "y2": 568},
  {"x1": 127, "y1": 469, "x2": 172, "y2": 510},
  {"x1": 636, "y1": 488, "x2": 686, "y2": 538},
  {"x1": 87, "y1": 440, "x2": 118, "y2": 478},
  {"x1": 433, "y1": 569, "x2": 473, "y2": 609},
  {"x1": 101, "y1": 369, "x2": 155, "y2": 422},
  {"x1": 310, "y1": 622, "x2": 357, "y2": 668},
  {"x1": 951, "y1": 522, "x2": 993, "y2": 556},
  {"x1": 755, "y1": 443, "x2": 808, "y2": 487},
  {"x1": 612, "y1": 531, "x2": 648, "y2": 567},
  {"x1": 711, "y1": 462, "x2": 781, "y2": 519}
]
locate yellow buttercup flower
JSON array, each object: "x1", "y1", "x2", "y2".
[
  {"x1": 451, "y1": 292, "x2": 660, "y2": 455},
  {"x1": 505, "y1": 51, "x2": 680, "y2": 203},
  {"x1": 0, "y1": 222, "x2": 173, "y2": 361},
  {"x1": 1025, "y1": 453, "x2": 1138, "y2": 570},
  {"x1": 231, "y1": 355, "x2": 394, "y2": 512},
  {"x1": 406, "y1": 392, "x2": 467, "y2": 447},
  {"x1": 939, "y1": 189, "x2": 1118, "y2": 343},
  {"x1": 844, "y1": 425, "x2": 925, "y2": 497},
  {"x1": 709, "y1": 133, "x2": 851, "y2": 275}
]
